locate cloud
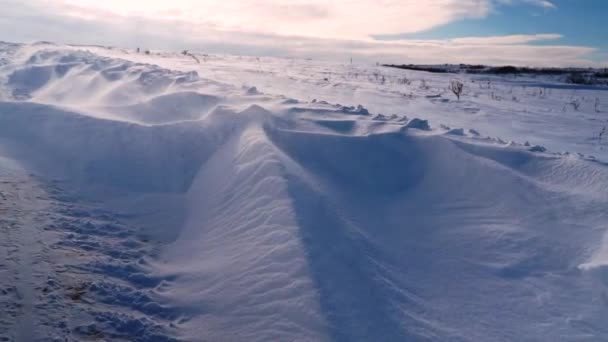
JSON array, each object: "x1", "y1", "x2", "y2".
[
  {"x1": 55, "y1": 0, "x2": 493, "y2": 40},
  {"x1": 497, "y1": 0, "x2": 556, "y2": 10},
  {"x1": 293, "y1": 39, "x2": 596, "y2": 67},
  {"x1": 449, "y1": 33, "x2": 562, "y2": 45},
  {"x1": 3, "y1": 0, "x2": 561, "y2": 42},
  {"x1": 53, "y1": 0, "x2": 559, "y2": 41},
  {"x1": 524, "y1": 0, "x2": 556, "y2": 9},
  {"x1": 0, "y1": 0, "x2": 599, "y2": 67}
]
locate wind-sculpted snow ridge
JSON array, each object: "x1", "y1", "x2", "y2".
[
  {"x1": 3, "y1": 46, "x2": 225, "y2": 123},
  {"x1": 1, "y1": 42, "x2": 608, "y2": 341}
]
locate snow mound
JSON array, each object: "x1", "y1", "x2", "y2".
[
  {"x1": 405, "y1": 118, "x2": 431, "y2": 130},
  {"x1": 4, "y1": 47, "x2": 221, "y2": 116},
  {"x1": 0, "y1": 101, "x2": 260, "y2": 192},
  {"x1": 105, "y1": 91, "x2": 221, "y2": 124}
]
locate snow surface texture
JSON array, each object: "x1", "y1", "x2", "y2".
[{"x1": 1, "y1": 42, "x2": 608, "y2": 341}]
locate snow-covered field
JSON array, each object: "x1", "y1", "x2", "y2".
[{"x1": 1, "y1": 41, "x2": 608, "y2": 341}]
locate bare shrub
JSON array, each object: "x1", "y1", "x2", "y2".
[
  {"x1": 397, "y1": 77, "x2": 411, "y2": 85},
  {"x1": 419, "y1": 79, "x2": 429, "y2": 90},
  {"x1": 450, "y1": 80, "x2": 464, "y2": 100},
  {"x1": 181, "y1": 50, "x2": 200, "y2": 64},
  {"x1": 566, "y1": 73, "x2": 590, "y2": 85},
  {"x1": 189, "y1": 54, "x2": 200, "y2": 64},
  {"x1": 569, "y1": 99, "x2": 581, "y2": 111}
]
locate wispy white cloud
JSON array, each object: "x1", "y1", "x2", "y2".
[
  {"x1": 302, "y1": 38, "x2": 595, "y2": 67},
  {"x1": 524, "y1": 0, "x2": 556, "y2": 9},
  {"x1": 449, "y1": 33, "x2": 562, "y2": 45},
  {"x1": 497, "y1": 0, "x2": 556, "y2": 10}
]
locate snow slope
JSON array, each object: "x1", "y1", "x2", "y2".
[
  {"x1": 1, "y1": 42, "x2": 608, "y2": 341},
  {"x1": 92, "y1": 46, "x2": 608, "y2": 162}
]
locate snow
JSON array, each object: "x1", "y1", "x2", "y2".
[{"x1": 1, "y1": 42, "x2": 608, "y2": 341}]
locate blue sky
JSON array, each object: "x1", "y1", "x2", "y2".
[
  {"x1": 0, "y1": 0, "x2": 606, "y2": 66},
  {"x1": 376, "y1": 0, "x2": 607, "y2": 51}
]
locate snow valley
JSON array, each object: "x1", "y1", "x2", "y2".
[{"x1": 1, "y1": 42, "x2": 608, "y2": 341}]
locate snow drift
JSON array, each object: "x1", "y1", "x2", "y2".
[{"x1": 1, "y1": 43, "x2": 608, "y2": 341}]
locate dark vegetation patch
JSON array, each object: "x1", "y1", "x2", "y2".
[{"x1": 383, "y1": 64, "x2": 608, "y2": 85}]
